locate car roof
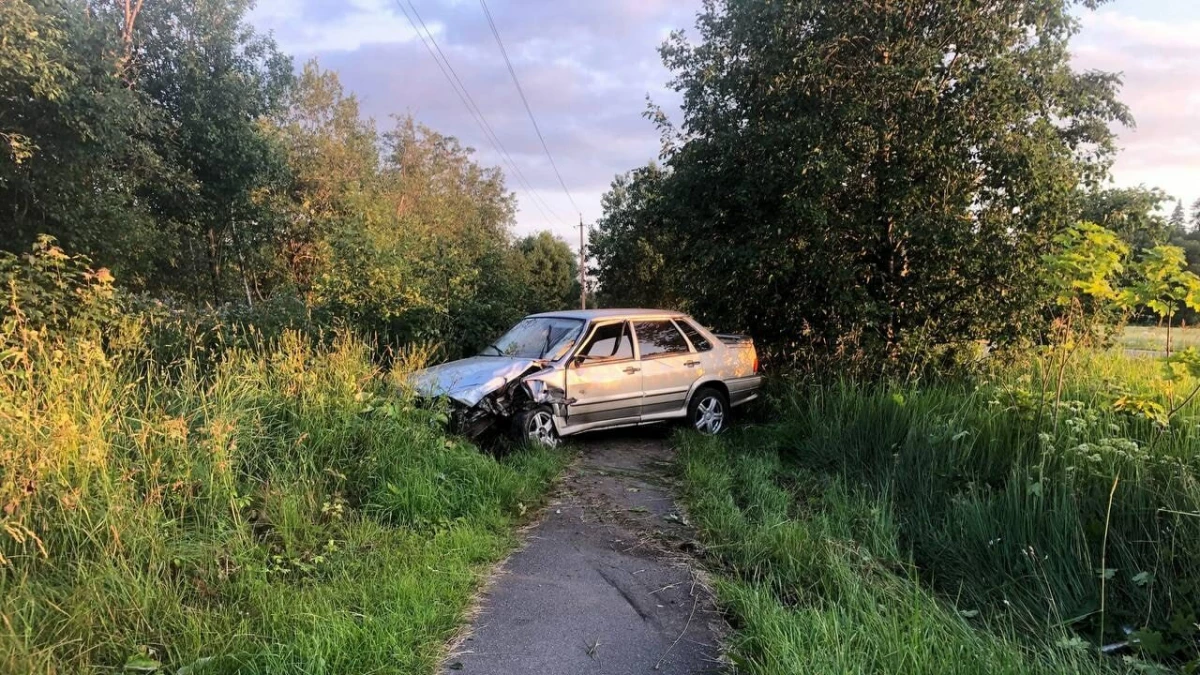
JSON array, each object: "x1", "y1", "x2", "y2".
[{"x1": 527, "y1": 308, "x2": 687, "y2": 321}]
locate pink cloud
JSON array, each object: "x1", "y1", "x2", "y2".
[{"x1": 1073, "y1": 9, "x2": 1200, "y2": 202}]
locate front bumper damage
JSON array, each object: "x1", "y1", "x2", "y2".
[{"x1": 409, "y1": 357, "x2": 568, "y2": 440}]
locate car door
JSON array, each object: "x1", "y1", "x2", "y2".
[
  {"x1": 632, "y1": 319, "x2": 698, "y2": 419},
  {"x1": 674, "y1": 317, "x2": 718, "y2": 375},
  {"x1": 563, "y1": 321, "x2": 642, "y2": 430}
]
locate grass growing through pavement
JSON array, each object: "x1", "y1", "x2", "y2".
[
  {"x1": 0, "y1": 324, "x2": 565, "y2": 674},
  {"x1": 678, "y1": 350, "x2": 1199, "y2": 673}
]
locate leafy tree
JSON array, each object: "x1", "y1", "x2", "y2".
[
  {"x1": 1131, "y1": 248, "x2": 1200, "y2": 351},
  {"x1": 1079, "y1": 186, "x2": 1172, "y2": 250},
  {"x1": 131, "y1": 0, "x2": 294, "y2": 303},
  {"x1": 311, "y1": 117, "x2": 524, "y2": 356},
  {"x1": 1042, "y1": 222, "x2": 1130, "y2": 413},
  {"x1": 0, "y1": 0, "x2": 71, "y2": 165},
  {"x1": 269, "y1": 61, "x2": 381, "y2": 292},
  {"x1": 0, "y1": 0, "x2": 294, "y2": 303},
  {"x1": 515, "y1": 231, "x2": 579, "y2": 313},
  {"x1": 1192, "y1": 198, "x2": 1200, "y2": 233},
  {"x1": 595, "y1": 0, "x2": 1131, "y2": 365},
  {"x1": 1169, "y1": 199, "x2": 1186, "y2": 235},
  {"x1": 1046, "y1": 222, "x2": 1130, "y2": 317},
  {"x1": 0, "y1": 0, "x2": 162, "y2": 284},
  {"x1": 590, "y1": 164, "x2": 681, "y2": 310},
  {"x1": 1123, "y1": 245, "x2": 1200, "y2": 355}
]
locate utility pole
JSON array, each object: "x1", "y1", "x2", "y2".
[{"x1": 579, "y1": 215, "x2": 587, "y2": 310}]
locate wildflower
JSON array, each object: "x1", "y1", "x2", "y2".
[{"x1": 1021, "y1": 545, "x2": 1038, "y2": 562}]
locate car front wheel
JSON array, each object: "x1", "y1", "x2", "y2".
[
  {"x1": 688, "y1": 387, "x2": 728, "y2": 435},
  {"x1": 514, "y1": 405, "x2": 560, "y2": 448}
]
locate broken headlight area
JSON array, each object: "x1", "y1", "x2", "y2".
[
  {"x1": 417, "y1": 366, "x2": 563, "y2": 444},
  {"x1": 444, "y1": 381, "x2": 529, "y2": 440},
  {"x1": 448, "y1": 400, "x2": 497, "y2": 439}
]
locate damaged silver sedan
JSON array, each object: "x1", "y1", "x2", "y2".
[{"x1": 409, "y1": 309, "x2": 763, "y2": 447}]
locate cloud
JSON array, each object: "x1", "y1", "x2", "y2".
[
  {"x1": 1073, "y1": 8, "x2": 1200, "y2": 204},
  {"x1": 249, "y1": 0, "x2": 699, "y2": 239},
  {"x1": 250, "y1": 1, "x2": 1200, "y2": 239},
  {"x1": 250, "y1": 0, "x2": 430, "y2": 54}
]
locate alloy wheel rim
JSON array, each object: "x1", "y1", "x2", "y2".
[
  {"x1": 526, "y1": 411, "x2": 559, "y2": 447},
  {"x1": 695, "y1": 396, "x2": 725, "y2": 434}
]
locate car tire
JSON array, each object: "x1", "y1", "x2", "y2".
[
  {"x1": 688, "y1": 386, "x2": 729, "y2": 435},
  {"x1": 513, "y1": 405, "x2": 560, "y2": 448}
]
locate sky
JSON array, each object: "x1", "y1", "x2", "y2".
[{"x1": 248, "y1": 0, "x2": 1200, "y2": 242}]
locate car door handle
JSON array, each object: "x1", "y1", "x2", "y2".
[
  {"x1": 623, "y1": 366, "x2": 640, "y2": 374},
  {"x1": 684, "y1": 360, "x2": 701, "y2": 367}
]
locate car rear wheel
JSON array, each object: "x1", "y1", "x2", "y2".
[
  {"x1": 688, "y1": 387, "x2": 728, "y2": 435},
  {"x1": 514, "y1": 405, "x2": 560, "y2": 448}
]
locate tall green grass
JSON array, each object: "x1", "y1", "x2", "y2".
[
  {"x1": 679, "y1": 434, "x2": 1121, "y2": 674},
  {"x1": 678, "y1": 349, "x2": 1199, "y2": 672},
  {"x1": 0, "y1": 322, "x2": 565, "y2": 673}
]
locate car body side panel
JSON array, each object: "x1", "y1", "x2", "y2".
[
  {"x1": 563, "y1": 359, "x2": 643, "y2": 426},
  {"x1": 727, "y1": 375, "x2": 764, "y2": 406},
  {"x1": 638, "y1": 353, "x2": 697, "y2": 417},
  {"x1": 409, "y1": 309, "x2": 763, "y2": 439}
]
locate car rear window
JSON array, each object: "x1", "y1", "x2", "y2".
[
  {"x1": 633, "y1": 321, "x2": 691, "y2": 358},
  {"x1": 675, "y1": 319, "x2": 712, "y2": 352}
]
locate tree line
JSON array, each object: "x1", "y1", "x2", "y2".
[
  {"x1": 590, "y1": 0, "x2": 1195, "y2": 369},
  {"x1": 1, "y1": 0, "x2": 581, "y2": 356}
]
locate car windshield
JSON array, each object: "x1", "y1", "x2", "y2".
[{"x1": 483, "y1": 317, "x2": 585, "y2": 360}]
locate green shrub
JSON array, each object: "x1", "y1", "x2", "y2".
[{"x1": 0, "y1": 234, "x2": 120, "y2": 343}]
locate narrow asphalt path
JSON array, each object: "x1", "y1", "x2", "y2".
[{"x1": 442, "y1": 430, "x2": 725, "y2": 675}]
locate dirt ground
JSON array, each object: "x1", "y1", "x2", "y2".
[{"x1": 441, "y1": 429, "x2": 726, "y2": 675}]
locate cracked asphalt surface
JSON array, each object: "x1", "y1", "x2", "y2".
[{"x1": 442, "y1": 429, "x2": 725, "y2": 675}]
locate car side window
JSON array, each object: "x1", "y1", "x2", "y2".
[
  {"x1": 633, "y1": 320, "x2": 691, "y2": 358},
  {"x1": 675, "y1": 319, "x2": 713, "y2": 352},
  {"x1": 580, "y1": 322, "x2": 634, "y2": 360}
]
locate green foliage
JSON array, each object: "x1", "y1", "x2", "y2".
[
  {"x1": 1079, "y1": 187, "x2": 1173, "y2": 251},
  {"x1": 131, "y1": 0, "x2": 295, "y2": 302},
  {"x1": 1, "y1": 5, "x2": 562, "y2": 358},
  {"x1": 590, "y1": 163, "x2": 681, "y2": 309},
  {"x1": 513, "y1": 231, "x2": 580, "y2": 313},
  {"x1": 306, "y1": 115, "x2": 527, "y2": 356},
  {"x1": 0, "y1": 0, "x2": 72, "y2": 164},
  {"x1": 595, "y1": 0, "x2": 1131, "y2": 366},
  {"x1": 1170, "y1": 201, "x2": 1186, "y2": 235},
  {"x1": 677, "y1": 433, "x2": 1126, "y2": 674},
  {"x1": 1045, "y1": 222, "x2": 1129, "y2": 308},
  {"x1": 0, "y1": 318, "x2": 566, "y2": 673},
  {"x1": 1124, "y1": 246, "x2": 1200, "y2": 322},
  {"x1": 1, "y1": 0, "x2": 162, "y2": 280},
  {"x1": 0, "y1": 235, "x2": 119, "y2": 341},
  {"x1": 681, "y1": 350, "x2": 1200, "y2": 670}
]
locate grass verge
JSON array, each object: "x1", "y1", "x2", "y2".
[
  {"x1": 677, "y1": 350, "x2": 1199, "y2": 673},
  {"x1": 678, "y1": 432, "x2": 1121, "y2": 674},
  {"x1": 0, "y1": 326, "x2": 566, "y2": 674}
]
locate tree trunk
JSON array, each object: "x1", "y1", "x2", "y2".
[{"x1": 206, "y1": 227, "x2": 222, "y2": 304}]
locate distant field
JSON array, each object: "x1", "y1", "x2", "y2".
[{"x1": 1119, "y1": 324, "x2": 1200, "y2": 353}]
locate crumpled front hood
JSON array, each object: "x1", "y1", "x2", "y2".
[{"x1": 408, "y1": 356, "x2": 542, "y2": 407}]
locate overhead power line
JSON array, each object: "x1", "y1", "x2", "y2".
[
  {"x1": 478, "y1": 0, "x2": 581, "y2": 215},
  {"x1": 393, "y1": 0, "x2": 566, "y2": 226}
]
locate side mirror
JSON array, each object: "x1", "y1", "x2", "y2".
[{"x1": 573, "y1": 354, "x2": 589, "y2": 367}]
